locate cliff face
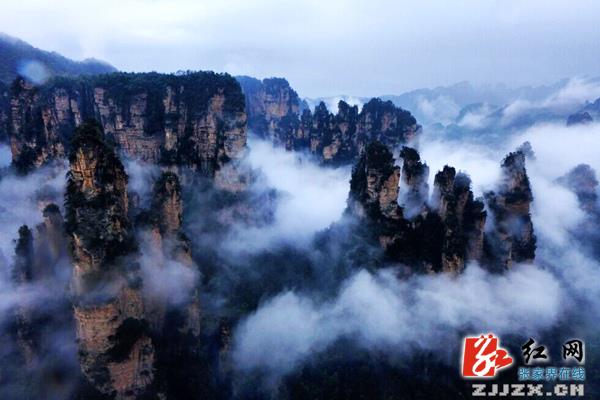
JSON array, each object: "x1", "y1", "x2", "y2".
[
  {"x1": 9, "y1": 72, "x2": 247, "y2": 186},
  {"x1": 66, "y1": 121, "x2": 135, "y2": 276},
  {"x1": 347, "y1": 141, "x2": 534, "y2": 273},
  {"x1": 399, "y1": 146, "x2": 429, "y2": 218},
  {"x1": 0, "y1": 81, "x2": 8, "y2": 141},
  {"x1": 484, "y1": 150, "x2": 536, "y2": 270},
  {"x1": 237, "y1": 76, "x2": 420, "y2": 164},
  {"x1": 348, "y1": 141, "x2": 402, "y2": 221},
  {"x1": 237, "y1": 76, "x2": 301, "y2": 145},
  {"x1": 347, "y1": 142, "x2": 435, "y2": 271},
  {"x1": 147, "y1": 171, "x2": 201, "y2": 337},
  {"x1": 295, "y1": 98, "x2": 420, "y2": 164},
  {"x1": 432, "y1": 167, "x2": 487, "y2": 272},
  {"x1": 65, "y1": 121, "x2": 156, "y2": 398}
]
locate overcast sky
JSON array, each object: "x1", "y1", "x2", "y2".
[{"x1": 2, "y1": 0, "x2": 599, "y2": 97}]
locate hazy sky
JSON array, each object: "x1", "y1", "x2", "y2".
[{"x1": 2, "y1": 0, "x2": 600, "y2": 97}]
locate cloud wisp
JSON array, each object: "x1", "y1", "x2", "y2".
[{"x1": 230, "y1": 120, "x2": 600, "y2": 386}]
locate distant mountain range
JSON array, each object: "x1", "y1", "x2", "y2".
[
  {"x1": 0, "y1": 32, "x2": 116, "y2": 84},
  {"x1": 306, "y1": 78, "x2": 600, "y2": 142},
  {"x1": 2, "y1": 31, "x2": 599, "y2": 144}
]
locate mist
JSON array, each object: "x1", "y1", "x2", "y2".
[
  {"x1": 214, "y1": 137, "x2": 350, "y2": 253},
  {"x1": 1, "y1": 105, "x2": 599, "y2": 397},
  {"x1": 0, "y1": 161, "x2": 66, "y2": 270},
  {"x1": 233, "y1": 263, "x2": 563, "y2": 377},
  {"x1": 229, "y1": 120, "x2": 600, "y2": 387}
]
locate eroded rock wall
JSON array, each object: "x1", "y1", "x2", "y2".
[
  {"x1": 237, "y1": 76, "x2": 420, "y2": 164},
  {"x1": 9, "y1": 72, "x2": 247, "y2": 188}
]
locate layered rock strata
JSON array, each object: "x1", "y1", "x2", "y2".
[{"x1": 8, "y1": 72, "x2": 247, "y2": 190}]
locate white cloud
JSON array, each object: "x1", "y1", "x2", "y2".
[
  {"x1": 456, "y1": 104, "x2": 494, "y2": 129},
  {"x1": 233, "y1": 263, "x2": 563, "y2": 376},
  {"x1": 223, "y1": 138, "x2": 350, "y2": 252},
  {"x1": 417, "y1": 95, "x2": 461, "y2": 125},
  {"x1": 0, "y1": 163, "x2": 66, "y2": 269},
  {"x1": 232, "y1": 120, "x2": 600, "y2": 381}
]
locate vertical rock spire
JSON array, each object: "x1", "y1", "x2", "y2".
[
  {"x1": 12, "y1": 225, "x2": 37, "y2": 364},
  {"x1": 432, "y1": 167, "x2": 486, "y2": 273},
  {"x1": 152, "y1": 171, "x2": 184, "y2": 236},
  {"x1": 484, "y1": 150, "x2": 536, "y2": 270},
  {"x1": 399, "y1": 146, "x2": 429, "y2": 218},
  {"x1": 65, "y1": 120, "x2": 135, "y2": 277},
  {"x1": 347, "y1": 141, "x2": 489, "y2": 273},
  {"x1": 149, "y1": 171, "x2": 200, "y2": 335},
  {"x1": 65, "y1": 120, "x2": 157, "y2": 399},
  {"x1": 348, "y1": 141, "x2": 402, "y2": 221}
]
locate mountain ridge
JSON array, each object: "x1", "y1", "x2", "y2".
[{"x1": 0, "y1": 32, "x2": 116, "y2": 84}]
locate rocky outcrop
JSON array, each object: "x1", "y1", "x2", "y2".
[
  {"x1": 9, "y1": 72, "x2": 247, "y2": 187},
  {"x1": 484, "y1": 150, "x2": 536, "y2": 270},
  {"x1": 237, "y1": 76, "x2": 420, "y2": 164},
  {"x1": 65, "y1": 121, "x2": 135, "y2": 277},
  {"x1": 295, "y1": 99, "x2": 420, "y2": 164},
  {"x1": 13, "y1": 225, "x2": 34, "y2": 284},
  {"x1": 152, "y1": 172, "x2": 185, "y2": 236},
  {"x1": 432, "y1": 167, "x2": 486, "y2": 272},
  {"x1": 399, "y1": 146, "x2": 429, "y2": 218},
  {"x1": 144, "y1": 171, "x2": 192, "y2": 271},
  {"x1": 65, "y1": 120, "x2": 156, "y2": 399},
  {"x1": 347, "y1": 141, "x2": 402, "y2": 221},
  {"x1": 8, "y1": 204, "x2": 69, "y2": 369},
  {"x1": 0, "y1": 81, "x2": 8, "y2": 142},
  {"x1": 147, "y1": 171, "x2": 201, "y2": 337},
  {"x1": 346, "y1": 142, "x2": 537, "y2": 274},
  {"x1": 347, "y1": 142, "x2": 471, "y2": 273},
  {"x1": 236, "y1": 76, "x2": 302, "y2": 145}
]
